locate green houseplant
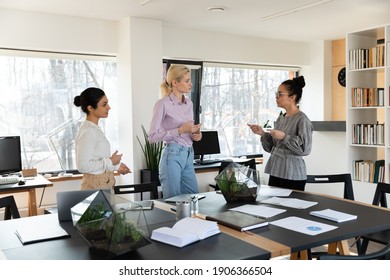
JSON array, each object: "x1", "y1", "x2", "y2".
[{"x1": 136, "y1": 125, "x2": 163, "y2": 183}]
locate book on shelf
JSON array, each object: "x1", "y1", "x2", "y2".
[
  {"x1": 206, "y1": 210, "x2": 268, "y2": 232},
  {"x1": 352, "y1": 159, "x2": 384, "y2": 183},
  {"x1": 310, "y1": 208, "x2": 357, "y2": 223},
  {"x1": 151, "y1": 217, "x2": 220, "y2": 248}
]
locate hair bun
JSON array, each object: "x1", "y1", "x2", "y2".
[
  {"x1": 294, "y1": 76, "x2": 306, "y2": 89},
  {"x1": 73, "y1": 95, "x2": 81, "y2": 107}
]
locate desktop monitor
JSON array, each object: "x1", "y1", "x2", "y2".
[
  {"x1": 0, "y1": 136, "x2": 22, "y2": 175},
  {"x1": 193, "y1": 131, "x2": 221, "y2": 162}
]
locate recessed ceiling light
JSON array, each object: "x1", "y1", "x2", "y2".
[{"x1": 207, "y1": 6, "x2": 225, "y2": 12}]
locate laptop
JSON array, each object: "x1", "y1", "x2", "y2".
[{"x1": 56, "y1": 189, "x2": 98, "y2": 222}]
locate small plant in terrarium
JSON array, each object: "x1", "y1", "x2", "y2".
[
  {"x1": 215, "y1": 162, "x2": 260, "y2": 202},
  {"x1": 72, "y1": 190, "x2": 151, "y2": 258}
]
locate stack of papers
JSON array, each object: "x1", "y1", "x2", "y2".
[
  {"x1": 310, "y1": 209, "x2": 357, "y2": 223},
  {"x1": 261, "y1": 197, "x2": 318, "y2": 209},
  {"x1": 229, "y1": 204, "x2": 286, "y2": 218}
]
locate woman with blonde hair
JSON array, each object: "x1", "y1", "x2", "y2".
[{"x1": 148, "y1": 65, "x2": 202, "y2": 198}]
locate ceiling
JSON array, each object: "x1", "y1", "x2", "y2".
[{"x1": 1, "y1": 0, "x2": 390, "y2": 42}]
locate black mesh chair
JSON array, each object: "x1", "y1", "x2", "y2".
[
  {"x1": 209, "y1": 158, "x2": 258, "y2": 191},
  {"x1": 114, "y1": 182, "x2": 159, "y2": 200},
  {"x1": 0, "y1": 195, "x2": 21, "y2": 220},
  {"x1": 318, "y1": 242, "x2": 390, "y2": 260},
  {"x1": 357, "y1": 182, "x2": 390, "y2": 254}
]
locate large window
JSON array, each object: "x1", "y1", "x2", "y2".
[
  {"x1": 0, "y1": 50, "x2": 117, "y2": 174},
  {"x1": 199, "y1": 62, "x2": 299, "y2": 158}
]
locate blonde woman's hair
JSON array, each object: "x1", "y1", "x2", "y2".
[{"x1": 160, "y1": 65, "x2": 190, "y2": 98}]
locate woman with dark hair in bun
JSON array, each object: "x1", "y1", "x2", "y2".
[
  {"x1": 248, "y1": 76, "x2": 313, "y2": 191},
  {"x1": 74, "y1": 87, "x2": 131, "y2": 190}
]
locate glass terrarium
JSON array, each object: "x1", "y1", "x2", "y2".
[
  {"x1": 214, "y1": 162, "x2": 261, "y2": 202},
  {"x1": 71, "y1": 190, "x2": 151, "y2": 259}
]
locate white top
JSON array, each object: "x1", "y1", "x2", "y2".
[{"x1": 75, "y1": 120, "x2": 119, "y2": 174}]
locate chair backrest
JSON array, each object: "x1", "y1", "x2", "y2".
[
  {"x1": 114, "y1": 182, "x2": 159, "y2": 200},
  {"x1": 372, "y1": 182, "x2": 390, "y2": 207},
  {"x1": 0, "y1": 195, "x2": 21, "y2": 220},
  {"x1": 306, "y1": 173, "x2": 355, "y2": 200},
  {"x1": 318, "y1": 242, "x2": 390, "y2": 260}
]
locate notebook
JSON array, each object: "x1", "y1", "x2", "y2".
[
  {"x1": 206, "y1": 211, "x2": 268, "y2": 231},
  {"x1": 56, "y1": 189, "x2": 98, "y2": 222}
]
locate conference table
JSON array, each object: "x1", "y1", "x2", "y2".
[
  {"x1": 1, "y1": 188, "x2": 390, "y2": 260},
  {"x1": 0, "y1": 175, "x2": 53, "y2": 216}
]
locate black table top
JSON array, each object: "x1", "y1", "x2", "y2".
[
  {"x1": 0, "y1": 206, "x2": 270, "y2": 260},
  {"x1": 194, "y1": 191, "x2": 390, "y2": 253}
]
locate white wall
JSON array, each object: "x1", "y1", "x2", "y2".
[{"x1": 0, "y1": 9, "x2": 352, "y2": 211}]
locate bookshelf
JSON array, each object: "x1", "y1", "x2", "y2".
[{"x1": 346, "y1": 25, "x2": 389, "y2": 193}]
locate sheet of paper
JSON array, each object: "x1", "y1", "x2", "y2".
[
  {"x1": 229, "y1": 204, "x2": 286, "y2": 218},
  {"x1": 261, "y1": 197, "x2": 318, "y2": 209},
  {"x1": 270, "y1": 216, "x2": 337, "y2": 236},
  {"x1": 257, "y1": 185, "x2": 293, "y2": 197}
]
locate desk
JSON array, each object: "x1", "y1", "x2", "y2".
[
  {"x1": 0, "y1": 202, "x2": 270, "y2": 260},
  {"x1": 0, "y1": 175, "x2": 53, "y2": 216},
  {"x1": 191, "y1": 191, "x2": 390, "y2": 259}
]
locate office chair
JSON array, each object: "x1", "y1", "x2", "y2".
[
  {"x1": 317, "y1": 242, "x2": 390, "y2": 260},
  {"x1": 114, "y1": 182, "x2": 159, "y2": 200},
  {"x1": 304, "y1": 173, "x2": 357, "y2": 258},
  {"x1": 209, "y1": 158, "x2": 258, "y2": 191},
  {"x1": 357, "y1": 182, "x2": 390, "y2": 254},
  {"x1": 306, "y1": 173, "x2": 355, "y2": 200},
  {"x1": 0, "y1": 195, "x2": 21, "y2": 220}
]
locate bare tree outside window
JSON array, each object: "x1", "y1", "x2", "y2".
[
  {"x1": 0, "y1": 52, "x2": 117, "y2": 174},
  {"x1": 200, "y1": 64, "x2": 296, "y2": 158}
]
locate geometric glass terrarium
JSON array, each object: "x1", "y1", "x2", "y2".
[
  {"x1": 71, "y1": 190, "x2": 151, "y2": 259},
  {"x1": 214, "y1": 162, "x2": 261, "y2": 203}
]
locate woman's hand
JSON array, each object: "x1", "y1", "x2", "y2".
[
  {"x1": 118, "y1": 162, "x2": 131, "y2": 175},
  {"x1": 110, "y1": 150, "x2": 122, "y2": 165},
  {"x1": 247, "y1": 124, "x2": 265, "y2": 136},
  {"x1": 191, "y1": 131, "x2": 202, "y2": 141},
  {"x1": 269, "y1": 129, "x2": 285, "y2": 140}
]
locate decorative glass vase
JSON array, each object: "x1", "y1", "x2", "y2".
[
  {"x1": 71, "y1": 190, "x2": 151, "y2": 259},
  {"x1": 214, "y1": 162, "x2": 260, "y2": 202}
]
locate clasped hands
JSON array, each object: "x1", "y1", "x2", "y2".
[{"x1": 110, "y1": 150, "x2": 131, "y2": 175}]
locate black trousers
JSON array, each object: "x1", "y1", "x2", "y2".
[{"x1": 268, "y1": 175, "x2": 306, "y2": 191}]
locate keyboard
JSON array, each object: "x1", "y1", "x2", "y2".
[
  {"x1": 197, "y1": 159, "x2": 221, "y2": 165},
  {"x1": 0, "y1": 176, "x2": 20, "y2": 185}
]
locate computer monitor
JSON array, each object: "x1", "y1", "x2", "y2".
[
  {"x1": 0, "y1": 136, "x2": 22, "y2": 175},
  {"x1": 193, "y1": 131, "x2": 221, "y2": 162}
]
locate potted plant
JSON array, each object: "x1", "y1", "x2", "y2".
[
  {"x1": 72, "y1": 190, "x2": 151, "y2": 259},
  {"x1": 136, "y1": 125, "x2": 163, "y2": 184}
]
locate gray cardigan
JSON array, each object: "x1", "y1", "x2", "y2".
[{"x1": 261, "y1": 111, "x2": 313, "y2": 180}]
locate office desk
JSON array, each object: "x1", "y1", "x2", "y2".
[
  {"x1": 0, "y1": 175, "x2": 53, "y2": 216},
  {"x1": 192, "y1": 191, "x2": 390, "y2": 259},
  {"x1": 0, "y1": 203, "x2": 271, "y2": 260}
]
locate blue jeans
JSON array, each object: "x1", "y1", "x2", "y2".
[{"x1": 159, "y1": 143, "x2": 199, "y2": 198}]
